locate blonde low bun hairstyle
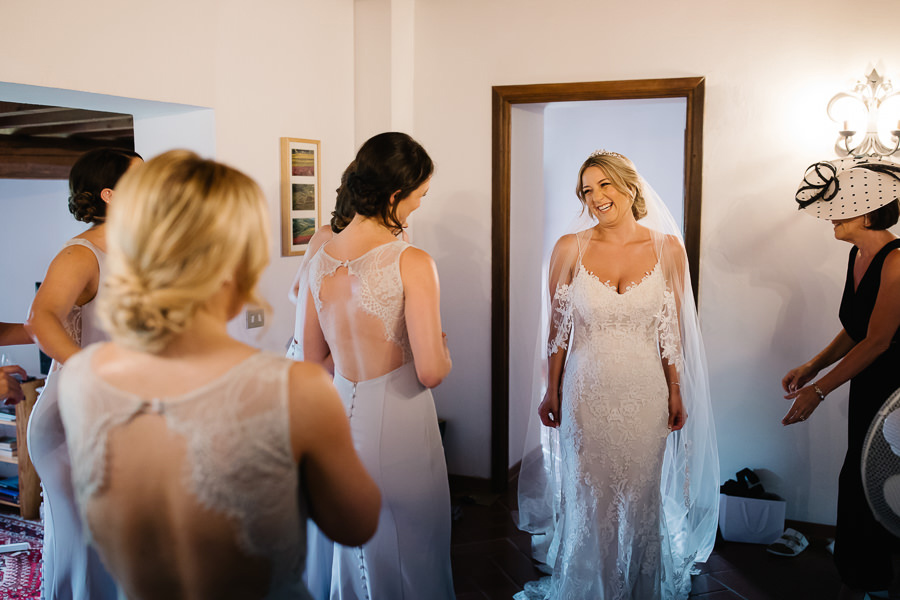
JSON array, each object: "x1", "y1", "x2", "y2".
[
  {"x1": 100, "y1": 150, "x2": 270, "y2": 352},
  {"x1": 575, "y1": 152, "x2": 647, "y2": 221}
]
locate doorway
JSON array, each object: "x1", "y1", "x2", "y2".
[{"x1": 491, "y1": 77, "x2": 705, "y2": 490}]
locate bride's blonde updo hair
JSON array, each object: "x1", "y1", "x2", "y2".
[
  {"x1": 575, "y1": 151, "x2": 647, "y2": 220},
  {"x1": 100, "y1": 150, "x2": 270, "y2": 352}
]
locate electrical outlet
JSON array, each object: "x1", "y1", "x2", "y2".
[{"x1": 246, "y1": 308, "x2": 265, "y2": 329}]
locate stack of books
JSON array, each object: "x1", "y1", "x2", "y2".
[
  {"x1": 0, "y1": 436, "x2": 17, "y2": 460},
  {"x1": 0, "y1": 476, "x2": 19, "y2": 503},
  {"x1": 0, "y1": 406, "x2": 14, "y2": 423}
]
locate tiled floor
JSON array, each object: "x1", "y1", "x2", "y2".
[{"x1": 449, "y1": 477, "x2": 898, "y2": 600}]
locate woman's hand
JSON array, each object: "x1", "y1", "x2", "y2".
[
  {"x1": 782, "y1": 385, "x2": 823, "y2": 425},
  {"x1": 782, "y1": 363, "x2": 818, "y2": 393},
  {"x1": 668, "y1": 387, "x2": 687, "y2": 431},
  {"x1": 0, "y1": 365, "x2": 26, "y2": 405},
  {"x1": 538, "y1": 389, "x2": 561, "y2": 428}
]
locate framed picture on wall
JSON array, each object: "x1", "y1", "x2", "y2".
[{"x1": 281, "y1": 137, "x2": 321, "y2": 256}]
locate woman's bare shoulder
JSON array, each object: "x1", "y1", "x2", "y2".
[
  {"x1": 658, "y1": 233, "x2": 685, "y2": 257},
  {"x1": 48, "y1": 238, "x2": 101, "y2": 274},
  {"x1": 882, "y1": 245, "x2": 900, "y2": 276},
  {"x1": 553, "y1": 233, "x2": 580, "y2": 254},
  {"x1": 288, "y1": 360, "x2": 334, "y2": 403},
  {"x1": 400, "y1": 244, "x2": 432, "y2": 262},
  {"x1": 306, "y1": 226, "x2": 334, "y2": 256},
  {"x1": 399, "y1": 246, "x2": 437, "y2": 281}
]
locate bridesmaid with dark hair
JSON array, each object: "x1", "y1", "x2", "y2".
[
  {"x1": 299, "y1": 132, "x2": 454, "y2": 599},
  {"x1": 783, "y1": 157, "x2": 900, "y2": 600},
  {"x1": 26, "y1": 147, "x2": 141, "y2": 600}
]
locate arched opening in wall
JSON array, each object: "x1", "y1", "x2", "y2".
[
  {"x1": 492, "y1": 78, "x2": 705, "y2": 491},
  {"x1": 0, "y1": 81, "x2": 215, "y2": 377}
]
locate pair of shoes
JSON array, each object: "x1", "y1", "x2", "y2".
[{"x1": 766, "y1": 528, "x2": 809, "y2": 556}]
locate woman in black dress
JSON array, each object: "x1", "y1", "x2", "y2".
[{"x1": 782, "y1": 157, "x2": 900, "y2": 600}]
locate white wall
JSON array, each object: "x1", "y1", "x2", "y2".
[
  {"x1": 509, "y1": 104, "x2": 546, "y2": 468},
  {"x1": 412, "y1": 0, "x2": 900, "y2": 522},
  {"x1": 0, "y1": 0, "x2": 357, "y2": 372}
]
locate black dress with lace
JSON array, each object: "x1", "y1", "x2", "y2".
[{"x1": 835, "y1": 238, "x2": 900, "y2": 590}]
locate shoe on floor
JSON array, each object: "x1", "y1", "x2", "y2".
[{"x1": 766, "y1": 528, "x2": 809, "y2": 556}]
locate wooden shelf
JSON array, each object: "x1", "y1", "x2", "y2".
[
  {"x1": 0, "y1": 497, "x2": 18, "y2": 508},
  {"x1": 13, "y1": 379, "x2": 42, "y2": 519},
  {"x1": 0, "y1": 455, "x2": 17, "y2": 465}
]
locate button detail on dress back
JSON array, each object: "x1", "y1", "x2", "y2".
[{"x1": 140, "y1": 398, "x2": 165, "y2": 414}]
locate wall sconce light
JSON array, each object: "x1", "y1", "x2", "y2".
[{"x1": 827, "y1": 67, "x2": 900, "y2": 157}]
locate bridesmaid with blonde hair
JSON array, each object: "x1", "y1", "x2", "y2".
[{"x1": 58, "y1": 150, "x2": 380, "y2": 599}]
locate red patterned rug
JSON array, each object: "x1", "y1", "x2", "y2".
[{"x1": 0, "y1": 512, "x2": 42, "y2": 600}]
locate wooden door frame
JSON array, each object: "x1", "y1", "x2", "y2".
[{"x1": 491, "y1": 77, "x2": 705, "y2": 490}]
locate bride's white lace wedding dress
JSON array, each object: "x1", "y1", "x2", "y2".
[{"x1": 517, "y1": 232, "x2": 700, "y2": 600}]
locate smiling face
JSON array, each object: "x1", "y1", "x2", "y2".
[
  {"x1": 580, "y1": 166, "x2": 635, "y2": 226},
  {"x1": 830, "y1": 214, "x2": 867, "y2": 242}
]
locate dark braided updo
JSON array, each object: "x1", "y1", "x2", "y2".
[
  {"x1": 330, "y1": 161, "x2": 357, "y2": 234},
  {"x1": 333, "y1": 133, "x2": 433, "y2": 235},
  {"x1": 68, "y1": 147, "x2": 142, "y2": 224}
]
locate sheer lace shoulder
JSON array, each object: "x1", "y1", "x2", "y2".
[
  {"x1": 546, "y1": 233, "x2": 583, "y2": 356},
  {"x1": 656, "y1": 235, "x2": 688, "y2": 375},
  {"x1": 58, "y1": 345, "x2": 307, "y2": 593},
  {"x1": 308, "y1": 240, "x2": 413, "y2": 361},
  {"x1": 657, "y1": 286, "x2": 684, "y2": 374},
  {"x1": 547, "y1": 282, "x2": 574, "y2": 356}
]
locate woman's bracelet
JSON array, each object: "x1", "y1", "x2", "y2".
[
  {"x1": 668, "y1": 381, "x2": 680, "y2": 387},
  {"x1": 812, "y1": 383, "x2": 826, "y2": 402}
]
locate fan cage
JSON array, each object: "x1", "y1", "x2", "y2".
[{"x1": 862, "y1": 387, "x2": 900, "y2": 538}]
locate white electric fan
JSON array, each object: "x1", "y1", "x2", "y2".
[{"x1": 862, "y1": 386, "x2": 900, "y2": 537}]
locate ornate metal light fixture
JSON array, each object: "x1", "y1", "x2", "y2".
[{"x1": 827, "y1": 68, "x2": 900, "y2": 158}]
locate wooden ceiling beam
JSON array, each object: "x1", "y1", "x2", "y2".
[
  {"x1": 0, "y1": 134, "x2": 133, "y2": 180},
  {"x1": 0, "y1": 101, "x2": 69, "y2": 118},
  {"x1": 12, "y1": 117, "x2": 134, "y2": 137},
  {"x1": 70, "y1": 130, "x2": 135, "y2": 141},
  {"x1": 0, "y1": 109, "x2": 131, "y2": 129}
]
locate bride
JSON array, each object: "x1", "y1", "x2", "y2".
[{"x1": 516, "y1": 151, "x2": 719, "y2": 599}]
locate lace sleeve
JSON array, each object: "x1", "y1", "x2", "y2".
[
  {"x1": 657, "y1": 287, "x2": 684, "y2": 374},
  {"x1": 547, "y1": 282, "x2": 573, "y2": 356}
]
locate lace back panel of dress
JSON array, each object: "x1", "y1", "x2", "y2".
[
  {"x1": 308, "y1": 240, "x2": 413, "y2": 363},
  {"x1": 60, "y1": 349, "x2": 304, "y2": 589}
]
